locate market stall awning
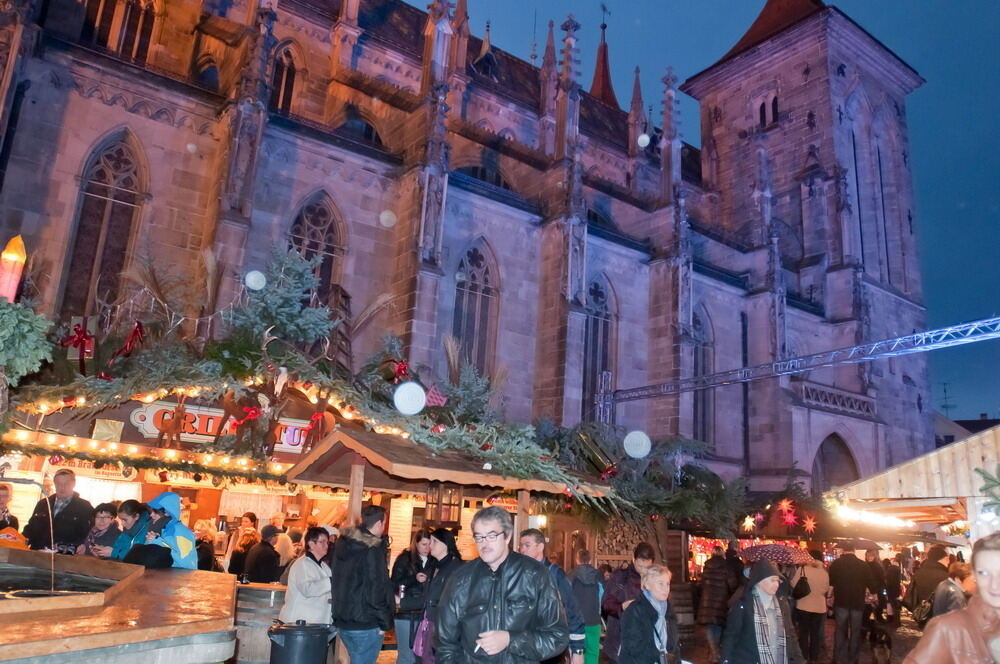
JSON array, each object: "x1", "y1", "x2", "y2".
[
  {"x1": 827, "y1": 424, "x2": 999, "y2": 523},
  {"x1": 286, "y1": 423, "x2": 608, "y2": 497}
]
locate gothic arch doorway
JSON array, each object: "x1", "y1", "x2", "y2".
[{"x1": 811, "y1": 434, "x2": 860, "y2": 494}]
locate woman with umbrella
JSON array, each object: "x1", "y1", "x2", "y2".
[{"x1": 721, "y1": 558, "x2": 805, "y2": 664}]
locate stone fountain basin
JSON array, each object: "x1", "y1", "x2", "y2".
[
  {"x1": 0, "y1": 548, "x2": 142, "y2": 616},
  {"x1": 0, "y1": 548, "x2": 236, "y2": 663}
]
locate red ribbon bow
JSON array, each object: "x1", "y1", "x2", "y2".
[
  {"x1": 60, "y1": 318, "x2": 94, "y2": 375},
  {"x1": 303, "y1": 412, "x2": 324, "y2": 432},
  {"x1": 392, "y1": 360, "x2": 409, "y2": 383},
  {"x1": 234, "y1": 406, "x2": 262, "y2": 426},
  {"x1": 111, "y1": 321, "x2": 145, "y2": 362}
]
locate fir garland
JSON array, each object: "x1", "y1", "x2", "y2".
[{"x1": 0, "y1": 439, "x2": 287, "y2": 483}]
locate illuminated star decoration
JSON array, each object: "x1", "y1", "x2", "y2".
[
  {"x1": 781, "y1": 510, "x2": 799, "y2": 527},
  {"x1": 754, "y1": 512, "x2": 765, "y2": 523},
  {"x1": 802, "y1": 515, "x2": 817, "y2": 534},
  {"x1": 777, "y1": 498, "x2": 795, "y2": 514},
  {"x1": 741, "y1": 515, "x2": 756, "y2": 532}
]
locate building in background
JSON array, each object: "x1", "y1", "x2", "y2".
[{"x1": 0, "y1": 0, "x2": 932, "y2": 492}]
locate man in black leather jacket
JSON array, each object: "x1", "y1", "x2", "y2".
[{"x1": 436, "y1": 506, "x2": 569, "y2": 663}]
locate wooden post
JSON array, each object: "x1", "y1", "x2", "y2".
[
  {"x1": 348, "y1": 452, "x2": 365, "y2": 527},
  {"x1": 513, "y1": 489, "x2": 531, "y2": 539}
]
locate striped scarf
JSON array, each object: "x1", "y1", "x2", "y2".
[{"x1": 752, "y1": 591, "x2": 785, "y2": 664}]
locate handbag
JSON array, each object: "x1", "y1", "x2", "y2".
[
  {"x1": 412, "y1": 615, "x2": 436, "y2": 663},
  {"x1": 791, "y1": 571, "x2": 811, "y2": 600},
  {"x1": 912, "y1": 599, "x2": 932, "y2": 625}
]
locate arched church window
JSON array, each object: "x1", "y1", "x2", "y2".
[
  {"x1": 771, "y1": 96, "x2": 779, "y2": 124},
  {"x1": 582, "y1": 280, "x2": 615, "y2": 422},
  {"x1": 455, "y1": 165, "x2": 511, "y2": 190},
  {"x1": 337, "y1": 107, "x2": 383, "y2": 146},
  {"x1": 118, "y1": 0, "x2": 154, "y2": 63},
  {"x1": 452, "y1": 245, "x2": 497, "y2": 375},
  {"x1": 62, "y1": 140, "x2": 144, "y2": 317},
  {"x1": 811, "y1": 434, "x2": 860, "y2": 494},
  {"x1": 288, "y1": 194, "x2": 342, "y2": 306},
  {"x1": 692, "y1": 310, "x2": 714, "y2": 443},
  {"x1": 270, "y1": 49, "x2": 296, "y2": 113},
  {"x1": 759, "y1": 102, "x2": 767, "y2": 128},
  {"x1": 81, "y1": 0, "x2": 117, "y2": 48}
]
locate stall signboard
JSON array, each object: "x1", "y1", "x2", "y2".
[
  {"x1": 485, "y1": 494, "x2": 519, "y2": 510},
  {"x1": 43, "y1": 456, "x2": 138, "y2": 482},
  {"x1": 130, "y1": 400, "x2": 309, "y2": 454}
]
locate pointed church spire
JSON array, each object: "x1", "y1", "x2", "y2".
[
  {"x1": 542, "y1": 19, "x2": 557, "y2": 70},
  {"x1": 589, "y1": 21, "x2": 619, "y2": 107},
  {"x1": 629, "y1": 66, "x2": 643, "y2": 116},
  {"x1": 453, "y1": 0, "x2": 469, "y2": 34},
  {"x1": 721, "y1": 0, "x2": 825, "y2": 64},
  {"x1": 475, "y1": 20, "x2": 492, "y2": 63}
]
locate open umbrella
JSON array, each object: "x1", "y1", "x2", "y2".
[
  {"x1": 740, "y1": 544, "x2": 813, "y2": 565},
  {"x1": 834, "y1": 538, "x2": 882, "y2": 551}
]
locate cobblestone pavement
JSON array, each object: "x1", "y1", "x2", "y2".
[{"x1": 373, "y1": 616, "x2": 923, "y2": 663}]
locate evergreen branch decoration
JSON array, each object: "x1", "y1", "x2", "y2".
[{"x1": 975, "y1": 464, "x2": 1000, "y2": 512}]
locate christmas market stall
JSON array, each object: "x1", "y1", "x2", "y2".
[{"x1": 827, "y1": 423, "x2": 1000, "y2": 546}]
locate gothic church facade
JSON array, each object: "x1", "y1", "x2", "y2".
[{"x1": 0, "y1": 0, "x2": 933, "y2": 490}]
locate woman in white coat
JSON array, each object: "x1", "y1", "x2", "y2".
[{"x1": 279, "y1": 526, "x2": 333, "y2": 626}]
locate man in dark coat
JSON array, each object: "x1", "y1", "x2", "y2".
[
  {"x1": 23, "y1": 469, "x2": 94, "y2": 553},
  {"x1": 720, "y1": 559, "x2": 804, "y2": 664},
  {"x1": 330, "y1": 505, "x2": 393, "y2": 664},
  {"x1": 829, "y1": 549, "x2": 877, "y2": 664},
  {"x1": 245, "y1": 524, "x2": 282, "y2": 582},
  {"x1": 602, "y1": 541, "x2": 655, "y2": 661},
  {"x1": 909, "y1": 545, "x2": 949, "y2": 625},
  {"x1": 699, "y1": 545, "x2": 739, "y2": 663},
  {"x1": 436, "y1": 506, "x2": 568, "y2": 664},
  {"x1": 569, "y1": 549, "x2": 603, "y2": 664},
  {"x1": 519, "y1": 528, "x2": 586, "y2": 664}
]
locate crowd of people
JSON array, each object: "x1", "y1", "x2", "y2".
[{"x1": 3, "y1": 471, "x2": 999, "y2": 664}]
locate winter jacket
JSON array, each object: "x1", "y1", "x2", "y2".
[
  {"x1": 424, "y1": 554, "x2": 463, "y2": 623},
  {"x1": 792, "y1": 563, "x2": 830, "y2": 614},
  {"x1": 931, "y1": 577, "x2": 968, "y2": 617},
  {"x1": 720, "y1": 560, "x2": 805, "y2": 664},
  {"x1": 245, "y1": 540, "x2": 282, "y2": 582},
  {"x1": 602, "y1": 563, "x2": 644, "y2": 660},
  {"x1": 23, "y1": 492, "x2": 94, "y2": 551},
  {"x1": 196, "y1": 539, "x2": 221, "y2": 571},
  {"x1": 903, "y1": 596, "x2": 1000, "y2": 664},
  {"x1": 435, "y1": 551, "x2": 569, "y2": 664},
  {"x1": 828, "y1": 553, "x2": 876, "y2": 610},
  {"x1": 569, "y1": 563, "x2": 603, "y2": 627},
  {"x1": 698, "y1": 553, "x2": 738, "y2": 626},
  {"x1": 0, "y1": 509, "x2": 19, "y2": 532},
  {"x1": 330, "y1": 526, "x2": 393, "y2": 631},
  {"x1": 81, "y1": 522, "x2": 121, "y2": 556},
  {"x1": 111, "y1": 512, "x2": 150, "y2": 560},
  {"x1": 884, "y1": 562, "x2": 902, "y2": 598},
  {"x1": 391, "y1": 548, "x2": 437, "y2": 618},
  {"x1": 619, "y1": 591, "x2": 680, "y2": 664},
  {"x1": 147, "y1": 492, "x2": 198, "y2": 569},
  {"x1": 280, "y1": 553, "x2": 333, "y2": 624},
  {"x1": 910, "y1": 560, "x2": 949, "y2": 610},
  {"x1": 868, "y1": 559, "x2": 886, "y2": 594},
  {"x1": 230, "y1": 548, "x2": 250, "y2": 576},
  {"x1": 544, "y1": 560, "x2": 585, "y2": 654}
]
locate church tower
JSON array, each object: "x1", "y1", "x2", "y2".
[{"x1": 682, "y1": 0, "x2": 932, "y2": 485}]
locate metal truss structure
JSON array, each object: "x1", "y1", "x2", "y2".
[{"x1": 596, "y1": 316, "x2": 1000, "y2": 420}]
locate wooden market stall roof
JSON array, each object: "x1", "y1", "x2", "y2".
[
  {"x1": 286, "y1": 422, "x2": 608, "y2": 497},
  {"x1": 827, "y1": 424, "x2": 1000, "y2": 523}
]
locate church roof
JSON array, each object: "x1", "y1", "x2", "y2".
[{"x1": 720, "y1": 0, "x2": 826, "y2": 65}]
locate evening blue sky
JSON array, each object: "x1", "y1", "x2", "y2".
[{"x1": 405, "y1": 0, "x2": 1000, "y2": 421}]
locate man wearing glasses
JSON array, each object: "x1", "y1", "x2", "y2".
[{"x1": 436, "y1": 506, "x2": 568, "y2": 663}]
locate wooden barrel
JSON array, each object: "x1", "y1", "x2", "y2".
[{"x1": 234, "y1": 583, "x2": 286, "y2": 664}]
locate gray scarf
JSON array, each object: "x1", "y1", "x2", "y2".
[{"x1": 643, "y1": 589, "x2": 669, "y2": 654}]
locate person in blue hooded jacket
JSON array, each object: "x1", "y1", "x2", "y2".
[{"x1": 146, "y1": 491, "x2": 198, "y2": 569}]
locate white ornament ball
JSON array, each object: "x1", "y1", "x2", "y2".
[
  {"x1": 378, "y1": 210, "x2": 398, "y2": 228},
  {"x1": 637, "y1": 133, "x2": 651, "y2": 148},
  {"x1": 244, "y1": 270, "x2": 267, "y2": 291},
  {"x1": 623, "y1": 430, "x2": 652, "y2": 459},
  {"x1": 393, "y1": 381, "x2": 427, "y2": 416},
  {"x1": 483, "y1": 462, "x2": 493, "y2": 471}
]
